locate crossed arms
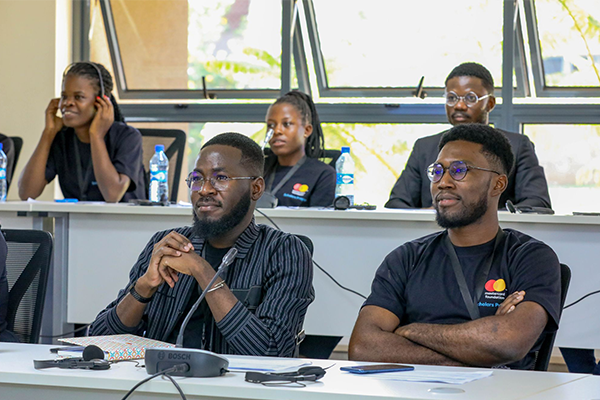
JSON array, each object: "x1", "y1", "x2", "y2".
[{"x1": 349, "y1": 291, "x2": 548, "y2": 367}]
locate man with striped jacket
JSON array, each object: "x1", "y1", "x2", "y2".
[{"x1": 90, "y1": 132, "x2": 314, "y2": 357}]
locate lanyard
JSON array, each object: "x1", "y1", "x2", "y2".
[
  {"x1": 265, "y1": 156, "x2": 306, "y2": 195},
  {"x1": 72, "y1": 135, "x2": 93, "y2": 201},
  {"x1": 444, "y1": 228, "x2": 505, "y2": 320}
]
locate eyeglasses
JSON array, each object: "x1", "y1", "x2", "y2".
[
  {"x1": 445, "y1": 91, "x2": 491, "y2": 107},
  {"x1": 427, "y1": 160, "x2": 500, "y2": 183},
  {"x1": 185, "y1": 171, "x2": 258, "y2": 192}
]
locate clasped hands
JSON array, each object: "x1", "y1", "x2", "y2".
[{"x1": 138, "y1": 232, "x2": 212, "y2": 293}]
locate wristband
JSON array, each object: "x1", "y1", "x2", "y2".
[
  {"x1": 128, "y1": 282, "x2": 153, "y2": 303},
  {"x1": 207, "y1": 281, "x2": 226, "y2": 293}
]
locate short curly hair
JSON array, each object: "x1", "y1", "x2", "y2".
[
  {"x1": 445, "y1": 62, "x2": 494, "y2": 94},
  {"x1": 202, "y1": 132, "x2": 264, "y2": 176},
  {"x1": 438, "y1": 124, "x2": 514, "y2": 176}
]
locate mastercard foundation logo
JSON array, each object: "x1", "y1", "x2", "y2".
[
  {"x1": 293, "y1": 183, "x2": 309, "y2": 193},
  {"x1": 485, "y1": 279, "x2": 506, "y2": 292}
]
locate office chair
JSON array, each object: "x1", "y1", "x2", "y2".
[
  {"x1": 533, "y1": 263, "x2": 571, "y2": 371},
  {"x1": 139, "y1": 128, "x2": 186, "y2": 203},
  {"x1": 4, "y1": 229, "x2": 53, "y2": 343},
  {"x1": 9, "y1": 136, "x2": 22, "y2": 175},
  {"x1": 319, "y1": 149, "x2": 342, "y2": 167}
]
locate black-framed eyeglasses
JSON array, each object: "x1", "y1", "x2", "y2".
[
  {"x1": 185, "y1": 171, "x2": 258, "y2": 192},
  {"x1": 445, "y1": 91, "x2": 491, "y2": 107},
  {"x1": 427, "y1": 160, "x2": 500, "y2": 183}
]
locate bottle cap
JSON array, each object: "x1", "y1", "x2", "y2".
[
  {"x1": 341, "y1": 146, "x2": 350, "y2": 153},
  {"x1": 155, "y1": 144, "x2": 165, "y2": 152}
]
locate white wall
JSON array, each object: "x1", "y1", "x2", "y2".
[{"x1": 0, "y1": 0, "x2": 70, "y2": 200}]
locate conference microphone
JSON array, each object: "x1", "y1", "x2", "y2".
[
  {"x1": 505, "y1": 200, "x2": 555, "y2": 215},
  {"x1": 412, "y1": 76, "x2": 427, "y2": 99},
  {"x1": 262, "y1": 128, "x2": 274, "y2": 150},
  {"x1": 145, "y1": 247, "x2": 238, "y2": 377}
]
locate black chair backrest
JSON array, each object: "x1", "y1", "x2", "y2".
[
  {"x1": 533, "y1": 263, "x2": 571, "y2": 371},
  {"x1": 294, "y1": 234, "x2": 314, "y2": 256},
  {"x1": 4, "y1": 229, "x2": 53, "y2": 343},
  {"x1": 9, "y1": 136, "x2": 23, "y2": 174},
  {"x1": 138, "y1": 129, "x2": 186, "y2": 203},
  {"x1": 320, "y1": 149, "x2": 341, "y2": 167}
]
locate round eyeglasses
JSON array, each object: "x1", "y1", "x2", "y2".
[
  {"x1": 185, "y1": 171, "x2": 258, "y2": 192},
  {"x1": 445, "y1": 91, "x2": 491, "y2": 108},
  {"x1": 427, "y1": 160, "x2": 500, "y2": 183}
]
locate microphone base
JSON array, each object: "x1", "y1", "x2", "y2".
[{"x1": 145, "y1": 347, "x2": 229, "y2": 377}]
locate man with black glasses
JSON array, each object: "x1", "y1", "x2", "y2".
[
  {"x1": 349, "y1": 124, "x2": 561, "y2": 369},
  {"x1": 90, "y1": 132, "x2": 314, "y2": 357},
  {"x1": 385, "y1": 62, "x2": 551, "y2": 210}
]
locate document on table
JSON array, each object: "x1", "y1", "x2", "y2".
[
  {"x1": 348, "y1": 369, "x2": 492, "y2": 384},
  {"x1": 226, "y1": 355, "x2": 311, "y2": 372}
]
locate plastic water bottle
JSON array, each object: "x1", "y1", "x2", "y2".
[
  {"x1": 0, "y1": 143, "x2": 7, "y2": 202},
  {"x1": 149, "y1": 144, "x2": 169, "y2": 202},
  {"x1": 335, "y1": 146, "x2": 355, "y2": 205}
]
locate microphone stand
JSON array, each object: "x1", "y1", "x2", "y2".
[{"x1": 176, "y1": 247, "x2": 238, "y2": 348}]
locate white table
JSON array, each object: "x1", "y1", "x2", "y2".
[
  {"x1": 0, "y1": 343, "x2": 596, "y2": 400},
  {"x1": 1, "y1": 202, "x2": 599, "y2": 348}
]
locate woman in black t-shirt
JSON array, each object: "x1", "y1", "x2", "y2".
[
  {"x1": 18, "y1": 62, "x2": 145, "y2": 202},
  {"x1": 263, "y1": 91, "x2": 335, "y2": 207}
]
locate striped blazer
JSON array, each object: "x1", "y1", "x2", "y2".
[{"x1": 89, "y1": 219, "x2": 314, "y2": 357}]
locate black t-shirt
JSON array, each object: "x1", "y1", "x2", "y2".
[
  {"x1": 264, "y1": 156, "x2": 335, "y2": 207},
  {"x1": 44, "y1": 122, "x2": 146, "y2": 202},
  {"x1": 166, "y1": 243, "x2": 230, "y2": 349},
  {"x1": 364, "y1": 228, "x2": 561, "y2": 370}
]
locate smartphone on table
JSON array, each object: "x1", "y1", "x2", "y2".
[{"x1": 340, "y1": 363, "x2": 414, "y2": 374}]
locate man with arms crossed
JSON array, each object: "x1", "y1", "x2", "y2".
[
  {"x1": 90, "y1": 132, "x2": 314, "y2": 357},
  {"x1": 350, "y1": 124, "x2": 560, "y2": 369},
  {"x1": 385, "y1": 62, "x2": 551, "y2": 210}
]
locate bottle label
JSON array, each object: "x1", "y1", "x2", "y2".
[
  {"x1": 336, "y1": 173, "x2": 354, "y2": 185},
  {"x1": 150, "y1": 170, "x2": 167, "y2": 183},
  {"x1": 0, "y1": 168, "x2": 5, "y2": 180}
]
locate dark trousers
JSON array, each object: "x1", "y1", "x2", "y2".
[{"x1": 560, "y1": 348, "x2": 600, "y2": 374}]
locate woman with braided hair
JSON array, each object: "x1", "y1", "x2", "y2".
[
  {"x1": 263, "y1": 90, "x2": 335, "y2": 207},
  {"x1": 19, "y1": 62, "x2": 145, "y2": 202}
]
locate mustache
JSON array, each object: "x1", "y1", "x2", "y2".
[
  {"x1": 435, "y1": 191, "x2": 461, "y2": 202},
  {"x1": 451, "y1": 111, "x2": 469, "y2": 119},
  {"x1": 195, "y1": 197, "x2": 222, "y2": 207}
]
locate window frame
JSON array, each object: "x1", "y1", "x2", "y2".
[
  {"x1": 97, "y1": 0, "x2": 298, "y2": 100},
  {"x1": 73, "y1": 0, "x2": 600, "y2": 133},
  {"x1": 525, "y1": 0, "x2": 600, "y2": 97}
]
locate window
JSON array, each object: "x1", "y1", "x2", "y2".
[
  {"x1": 97, "y1": 0, "x2": 288, "y2": 99},
  {"x1": 321, "y1": 123, "x2": 450, "y2": 206},
  {"x1": 535, "y1": 0, "x2": 600, "y2": 88},
  {"x1": 310, "y1": 0, "x2": 503, "y2": 92},
  {"x1": 524, "y1": 124, "x2": 600, "y2": 214}
]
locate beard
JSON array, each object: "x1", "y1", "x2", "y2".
[
  {"x1": 192, "y1": 189, "x2": 252, "y2": 240},
  {"x1": 434, "y1": 187, "x2": 489, "y2": 229}
]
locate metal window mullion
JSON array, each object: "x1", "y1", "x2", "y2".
[
  {"x1": 281, "y1": 0, "x2": 294, "y2": 95},
  {"x1": 514, "y1": 5, "x2": 530, "y2": 98},
  {"x1": 524, "y1": 0, "x2": 546, "y2": 97},
  {"x1": 99, "y1": 0, "x2": 128, "y2": 97},
  {"x1": 293, "y1": 14, "x2": 311, "y2": 95},
  {"x1": 72, "y1": 0, "x2": 90, "y2": 62},
  {"x1": 303, "y1": 0, "x2": 329, "y2": 95},
  {"x1": 501, "y1": 0, "x2": 517, "y2": 132}
]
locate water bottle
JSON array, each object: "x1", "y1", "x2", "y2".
[
  {"x1": 149, "y1": 144, "x2": 169, "y2": 202},
  {"x1": 335, "y1": 146, "x2": 355, "y2": 205},
  {"x1": 0, "y1": 143, "x2": 7, "y2": 202}
]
